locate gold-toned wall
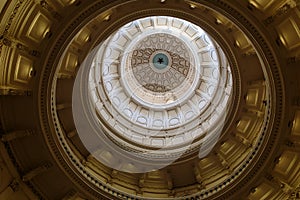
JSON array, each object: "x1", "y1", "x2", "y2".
[{"x1": 0, "y1": 0, "x2": 300, "y2": 199}]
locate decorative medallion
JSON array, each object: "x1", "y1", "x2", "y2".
[{"x1": 130, "y1": 33, "x2": 192, "y2": 93}]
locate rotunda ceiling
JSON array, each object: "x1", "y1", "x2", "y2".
[
  {"x1": 48, "y1": 2, "x2": 275, "y2": 197},
  {"x1": 1, "y1": 0, "x2": 294, "y2": 199},
  {"x1": 77, "y1": 16, "x2": 234, "y2": 170}
]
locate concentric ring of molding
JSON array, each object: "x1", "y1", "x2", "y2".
[{"x1": 87, "y1": 16, "x2": 233, "y2": 157}]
